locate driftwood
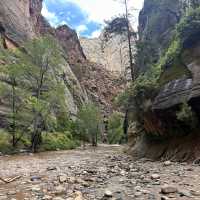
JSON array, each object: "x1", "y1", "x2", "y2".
[{"x1": 0, "y1": 175, "x2": 21, "y2": 183}]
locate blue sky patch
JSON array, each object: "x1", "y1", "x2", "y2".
[{"x1": 43, "y1": 0, "x2": 102, "y2": 37}]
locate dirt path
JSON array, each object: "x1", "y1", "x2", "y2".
[{"x1": 0, "y1": 145, "x2": 200, "y2": 200}]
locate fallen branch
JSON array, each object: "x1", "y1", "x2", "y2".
[{"x1": 0, "y1": 175, "x2": 21, "y2": 183}]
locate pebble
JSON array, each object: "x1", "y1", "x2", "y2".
[
  {"x1": 151, "y1": 174, "x2": 160, "y2": 180},
  {"x1": 161, "y1": 196, "x2": 169, "y2": 200},
  {"x1": 59, "y1": 174, "x2": 67, "y2": 183},
  {"x1": 31, "y1": 186, "x2": 41, "y2": 192},
  {"x1": 164, "y1": 161, "x2": 171, "y2": 166},
  {"x1": 104, "y1": 190, "x2": 113, "y2": 197},
  {"x1": 161, "y1": 185, "x2": 178, "y2": 194},
  {"x1": 31, "y1": 176, "x2": 42, "y2": 181}
]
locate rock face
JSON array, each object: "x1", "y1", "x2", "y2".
[
  {"x1": 137, "y1": 0, "x2": 184, "y2": 72},
  {"x1": 129, "y1": 0, "x2": 200, "y2": 160},
  {"x1": 55, "y1": 25, "x2": 86, "y2": 65},
  {"x1": 80, "y1": 18, "x2": 135, "y2": 78},
  {"x1": 0, "y1": 0, "x2": 88, "y2": 119}
]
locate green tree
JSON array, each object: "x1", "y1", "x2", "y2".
[
  {"x1": 16, "y1": 36, "x2": 66, "y2": 152},
  {"x1": 107, "y1": 112, "x2": 124, "y2": 144},
  {"x1": 0, "y1": 48, "x2": 29, "y2": 147},
  {"x1": 76, "y1": 103, "x2": 102, "y2": 147}
]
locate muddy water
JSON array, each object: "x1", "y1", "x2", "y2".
[{"x1": 0, "y1": 145, "x2": 200, "y2": 200}]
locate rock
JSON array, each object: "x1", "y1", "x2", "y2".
[
  {"x1": 68, "y1": 176, "x2": 76, "y2": 183},
  {"x1": 120, "y1": 170, "x2": 126, "y2": 176},
  {"x1": 161, "y1": 196, "x2": 169, "y2": 200},
  {"x1": 135, "y1": 191, "x2": 142, "y2": 197},
  {"x1": 191, "y1": 190, "x2": 200, "y2": 196},
  {"x1": 134, "y1": 186, "x2": 142, "y2": 191},
  {"x1": 104, "y1": 190, "x2": 113, "y2": 197},
  {"x1": 74, "y1": 191, "x2": 85, "y2": 200},
  {"x1": 31, "y1": 176, "x2": 42, "y2": 181},
  {"x1": 31, "y1": 186, "x2": 41, "y2": 192},
  {"x1": 53, "y1": 197, "x2": 64, "y2": 200},
  {"x1": 42, "y1": 195, "x2": 53, "y2": 200},
  {"x1": 164, "y1": 161, "x2": 171, "y2": 166},
  {"x1": 7, "y1": 191, "x2": 16, "y2": 195},
  {"x1": 151, "y1": 174, "x2": 160, "y2": 180},
  {"x1": 47, "y1": 166, "x2": 57, "y2": 171},
  {"x1": 54, "y1": 185, "x2": 66, "y2": 195},
  {"x1": 59, "y1": 174, "x2": 67, "y2": 183},
  {"x1": 161, "y1": 185, "x2": 178, "y2": 194},
  {"x1": 178, "y1": 189, "x2": 191, "y2": 197}
]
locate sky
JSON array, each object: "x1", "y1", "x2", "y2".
[{"x1": 42, "y1": 0, "x2": 144, "y2": 38}]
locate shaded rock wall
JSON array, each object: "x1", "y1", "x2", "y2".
[{"x1": 129, "y1": 0, "x2": 200, "y2": 160}]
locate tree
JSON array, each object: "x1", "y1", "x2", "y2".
[
  {"x1": 16, "y1": 36, "x2": 66, "y2": 152},
  {"x1": 107, "y1": 112, "x2": 124, "y2": 144},
  {"x1": 76, "y1": 103, "x2": 102, "y2": 147},
  {"x1": 115, "y1": 0, "x2": 136, "y2": 81},
  {"x1": 0, "y1": 48, "x2": 29, "y2": 147}
]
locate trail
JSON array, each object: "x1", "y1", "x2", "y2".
[{"x1": 0, "y1": 145, "x2": 200, "y2": 200}]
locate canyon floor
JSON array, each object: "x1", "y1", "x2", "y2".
[{"x1": 0, "y1": 145, "x2": 200, "y2": 200}]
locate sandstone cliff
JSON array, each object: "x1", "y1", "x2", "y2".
[
  {"x1": 80, "y1": 18, "x2": 135, "y2": 79},
  {"x1": 128, "y1": 0, "x2": 200, "y2": 161}
]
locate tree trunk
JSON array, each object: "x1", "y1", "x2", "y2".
[
  {"x1": 124, "y1": 0, "x2": 135, "y2": 81},
  {"x1": 123, "y1": 109, "x2": 129, "y2": 143},
  {"x1": 11, "y1": 80, "x2": 16, "y2": 147}
]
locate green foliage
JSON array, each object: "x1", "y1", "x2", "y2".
[
  {"x1": 107, "y1": 112, "x2": 124, "y2": 144},
  {"x1": 0, "y1": 36, "x2": 75, "y2": 152},
  {"x1": 177, "y1": 7, "x2": 200, "y2": 46},
  {"x1": 76, "y1": 103, "x2": 102, "y2": 145},
  {"x1": 0, "y1": 129, "x2": 12, "y2": 153},
  {"x1": 42, "y1": 132, "x2": 78, "y2": 151},
  {"x1": 176, "y1": 102, "x2": 197, "y2": 127}
]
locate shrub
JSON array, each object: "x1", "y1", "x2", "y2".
[
  {"x1": 41, "y1": 132, "x2": 78, "y2": 151},
  {"x1": 176, "y1": 102, "x2": 197, "y2": 128},
  {"x1": 76, "y1": 103, "x2": 102, "y2": 146},
  {"x1": 0, "y1": 129, "x2": 12, "y2": 153},
  {"x1": 107, "y1": 112, "x2": 124, "y2": 144}
]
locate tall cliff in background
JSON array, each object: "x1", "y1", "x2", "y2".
[{"x1": 80, "y1": 18, "x2": 135, "y2": 79}]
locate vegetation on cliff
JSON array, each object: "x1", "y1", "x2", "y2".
[{"x1": 118, "y1": 5, "x2": 200, "y2": 139}]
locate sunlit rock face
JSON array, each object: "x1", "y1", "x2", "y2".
[
  {"x1": 0, "y1": 0, "x2": 39, "y2": 43},
  {"x1": 80, "y1": 18, "x2": 135, "y2": 79}
]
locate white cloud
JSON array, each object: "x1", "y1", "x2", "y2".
[
  {"x1": 60, "y1": 20, "x2": 67, "y2": 25},
  {"x1": 41, "y1": 4, "x2": 59, "y2": 26},
  {"x1": 76, "y1": 24, "x2": 88, "y2": 35},
  {"x1": 91, "y1": 29, "x2": 101, "y2": 38},
  {"x1": 62, "y1": 0, "x2": 144, "y2": 28}
]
